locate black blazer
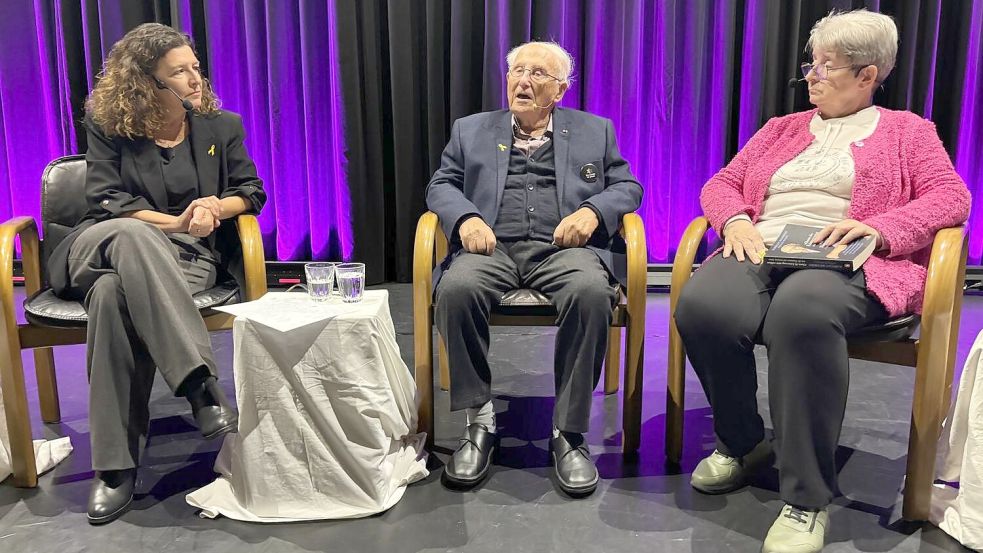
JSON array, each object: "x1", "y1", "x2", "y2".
[{"x1": 48, "y1": 110, "x2": 267, "y2": 298}]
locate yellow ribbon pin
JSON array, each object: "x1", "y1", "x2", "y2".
[
  {"x1": 497, "y1": 143, "x2": 506, "y2": 151},
  {"x1": 208, "y1": 144, "x2": 216, "y2": 156}
]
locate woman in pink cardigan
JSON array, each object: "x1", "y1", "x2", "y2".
[{"x1": 673, "y1": 9, "x2": 970, "y2": 553}]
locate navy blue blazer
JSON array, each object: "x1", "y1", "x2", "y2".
[{"x1": 426, "y1": 107, "x2": 643, "y2": 285}]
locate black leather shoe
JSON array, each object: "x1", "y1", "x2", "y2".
[
  {"x1": 550, "y1": 433, "x2": 598, "y2": 497},
  {"x1": 442, "y1": 423, "x2": 497, "y2": 489},
  {"x1": 186, "y1": 377, "x2": 238, "y2": 439},
  {"x1": 87, "y1": 468, "x2": 136, "y2": 525}
]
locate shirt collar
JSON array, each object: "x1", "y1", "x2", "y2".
[
  {"x1": 810, "y1": 105, "x2": 879, "y2": 134},
  {"x1": 511, "y1": 113, "x2": 553, "y2": 139}
]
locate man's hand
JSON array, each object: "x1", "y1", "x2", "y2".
[
  {"x1": 812, "y1": 219, "x2": 883, "y2": 249},
  {"x1": 459, "y1": 217, "x2": 497, "y2": 255},
  {"x1": 722, "y1": 219, "x2": 766, "y2": 264},
  {"x1": 553, "y1": 207, "x2": 599, "y2": 248}
]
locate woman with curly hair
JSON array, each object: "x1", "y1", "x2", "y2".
[{"x1": 47, "y1": 23, "x2": 266, "y2": 524}]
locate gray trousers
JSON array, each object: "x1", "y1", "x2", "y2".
[
  {"x1": 66, "y1": 218, "x2": 219, "y2": 470},
  {"x1": 435, "y1": 240, "x2": 617, "y2": 434},
  {"x1": 673, "y1": 255, "x2": 888, "y2": 509}
]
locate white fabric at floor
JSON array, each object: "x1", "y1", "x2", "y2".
[
  {"x1": 932, "y1": 329, "x2": 983, "y2": 550},
  {"x1": 0, "y1": 384, "x2": 73, "y2": 482},
  {"x1": 186, "y1": 290, "x2": 428, "y2": 521}
]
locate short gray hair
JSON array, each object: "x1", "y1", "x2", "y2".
[
  {"x1": 506, "y1": 41, "x2": 575, "y2": 83},
  {"x1": 806, "y1": 9, "x2": 898, "y2": 82}
]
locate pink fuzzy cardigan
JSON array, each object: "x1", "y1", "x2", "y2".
[{"x1": 701, "y1": 107, "x2": 971, "y2": 317}]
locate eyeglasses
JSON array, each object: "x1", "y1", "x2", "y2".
[
  {"x1": 508, "y1": 66, "x2": 562, "y2": 85},
  {"x1": 800, "y1": 62, "x2": 864, "y2": 81}
]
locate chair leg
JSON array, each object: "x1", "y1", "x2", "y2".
[
  {"x1": 414, "y1": 319, "x2": 435, "y2": 452},
  {"x1": 0, "y1": 330, "x2": 38, "y2": 487},
  {"x1": 604, "y1": 326, "x2": 621, "y2": 395},
  {"x1": 622, "y1": 317, "x2": 644, "y2": 454},
  {"x1": 34, "y1": 347, "x2": 60, "y2": 423},
  {"x1": 903, "y1": 340, "x2": 958, "y2": 521},
  {"x1": 438, "y1": 332, "x2": 450, "y2": 391},
  {"x1": 666, "y1": 316, "x2": 686, "y2": 464}
]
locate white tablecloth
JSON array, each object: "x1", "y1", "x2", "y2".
[
  {"x1": 0, "y1": 385, "x2": 72, "y2": 482},
  {"x1": 932, "y1": 329, "x2": 983, "y2": 550},
  {"x1": 186, "y1": 290, "x2": 428, "y2": 521}
]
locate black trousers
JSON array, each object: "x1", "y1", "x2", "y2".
[
  {"x1": 674, "y1": 254, "x2": 887, "y2": 509},
  {"x1": 434, "y1": 240, "x2": 617, "y2": 434},
  {"x1": 66, "y1": 218, "x2": 219, "y2": 470}
]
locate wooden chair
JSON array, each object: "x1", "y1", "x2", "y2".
[
  {"x1": 0, "y1": 155, "x2": 267, "y2": 488},
  {"x1": 413, "y1": 211, "x2": 647, "y2": 453},
  {"x1": 666, "y1": 216, "x2": 967, "y2": 521}
]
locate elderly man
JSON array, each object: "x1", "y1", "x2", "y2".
[{"x1": 426, "y1": 41, "x2": 642, "y2": 496}]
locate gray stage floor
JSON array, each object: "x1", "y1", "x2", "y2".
[{"x1": 0, "y1": 284, "x2": 977, "y2": 552}]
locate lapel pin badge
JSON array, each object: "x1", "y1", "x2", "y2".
[
  {"x1": 208, "y1": 144, "x2": 216, "y2": 156},
  {"x1": 580, "y1": 163, "x2": 598, "y2": 183},
  {"x1": 497, "y1": 143, "x2": 507, "y2": 151}
]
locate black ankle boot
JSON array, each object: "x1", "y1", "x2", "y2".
[
  {"x1": 186, "y1": 376, "x2": 238, "y2": 439},
  {"x1": 87, "y1": 468, "x2": 136, "y2": 524}
]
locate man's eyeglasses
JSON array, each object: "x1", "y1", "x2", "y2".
[
  {"x1": 800, "y1": 62, "x2": 865, "y2": 81},
  {"x1": 508, "y1": 66, "x2": 562, "y2": 85}
]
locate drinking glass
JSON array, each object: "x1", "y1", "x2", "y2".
[
  {"x1": 304, "y1": 262, "x2": 336, "y2": 302},
  {"x1": 335, "y1": 262, "x2": 365, "y2": 303}
]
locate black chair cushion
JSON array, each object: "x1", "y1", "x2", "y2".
[
  {"x1": 23, "y1": 279, "x2": 241, "y2": 328},
  {"x1": 494, "y1": 288, "x2": 556, "y2": 317},
  {"x1": 487, "y1": 286, "x2": 623, "y2": 317},
  {"x1": 40, "y1": 155, "x2": 87, "y2": 274},
  {"x1": 849, "y1": 314, "x2": 920, "y2": 343}
]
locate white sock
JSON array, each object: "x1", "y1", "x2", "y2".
[
  {"x1": 552, "y1": 425, "x2": 561, "y2": 439},
  {"x1": 465, "y1": 401, "x2": 496, "y2": 433}
]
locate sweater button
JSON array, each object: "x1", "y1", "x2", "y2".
[{"x1": 527, "y1": 206, "x2": 535, "y2": 212}]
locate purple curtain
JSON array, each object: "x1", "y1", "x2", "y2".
[
  {"x1": 201, "y1": 1, "x2": 352, "y2": 261},
  {"x1": 0, "y1": 0, "x2": 981, "y2": 274},
  {"x1": 0, "y1": 0, "x2": 76, "y2": 230}
]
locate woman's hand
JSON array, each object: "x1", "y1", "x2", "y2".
[
  {"x1": 813, "y1": 219, "x2": 882, "y2": 249},
  {"x1": 190, "y1": 195, "x2": 223, "y2": 220},
  {"x1": 188, "y1": 206, "x2": 218, "y2": 237},
  {"x1": 722, "y1": 219, "x2": 766, "y2": 264},
  {"x1": 173, "y1": 203, "x2": 219, "y2": 236}
]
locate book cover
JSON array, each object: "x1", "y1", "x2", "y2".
[{"x1": 763, "y1": 224, "x2": 876, "y2": 272}]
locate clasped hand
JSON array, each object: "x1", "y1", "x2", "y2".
[{"x1": 177, "y1": 196, "x2": 223, "y2": 237}]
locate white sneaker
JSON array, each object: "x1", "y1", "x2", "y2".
[
  {"x1": 761, "y1": 503, "x2": 828, "y2": 553},
  {"x1": 690, "y1": 440, "x2": 771, "y2": 494}
]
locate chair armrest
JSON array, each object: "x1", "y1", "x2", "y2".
[
  {"x1": 235, "y1": 214, "x2": 267, "y2": 301},
  {"x1": 413, "y1": 212, "x2": 440, "y2": 309},
  {"x1": 620, "y1": 213, "x2": 647, "y2": 302},
  {"x1": 0, "y1": 217, "x2": 42, "y2": 296},
  {"x1": 917, "y1": 225, "x2": 968, "y2": 399},
  {"x1": 922, "y1": 226, "x2": 967, "y2": 318},
  {"x1": 669, "y1": 217, "x2": 709, "y2": 313}
]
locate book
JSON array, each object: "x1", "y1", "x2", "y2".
[{"x1": 763, "y1": 224, "x2": 877, "y2": 272}]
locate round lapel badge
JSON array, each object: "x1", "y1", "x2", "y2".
[{"x1": 580, "y1": 163, "x2": 598, "y2": 183}]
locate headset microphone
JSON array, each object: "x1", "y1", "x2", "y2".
[{"x1": 154, "y1": 78, "x2": 194, "y2": 111}]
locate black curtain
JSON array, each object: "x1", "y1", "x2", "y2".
[
  {"x1": 335, "y1": 0, "x2": 981, "y2": 283},
  {"x1": 51, "y1": 1, "x2": 211, "y2": 154}
]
